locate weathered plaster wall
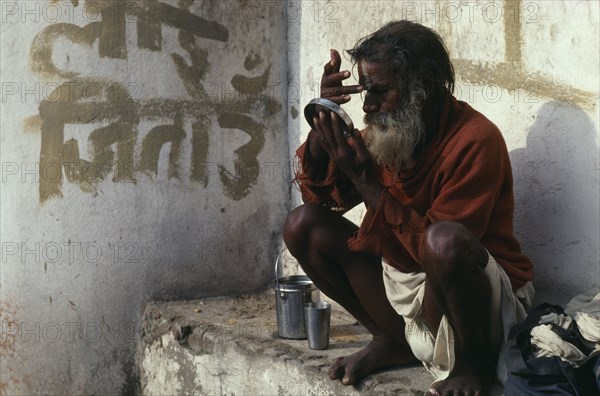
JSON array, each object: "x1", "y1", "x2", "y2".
[
  {"x1": 1, "y1": 0, "x2": 289, "y2": 393},
  {"x1": 1, "y1": 0, "x2": 598, "y2": 394},
  {"x1": 288, "y1": 0, "x2": 599, "y2": 304}
]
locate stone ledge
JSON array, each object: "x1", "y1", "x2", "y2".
[{"x1": 138, "y1": 290, "x2": 502, "y2": 395}]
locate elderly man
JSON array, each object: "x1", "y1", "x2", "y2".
[{"x1": 283, "y1": 21, "x2": 534, "y2": 395}]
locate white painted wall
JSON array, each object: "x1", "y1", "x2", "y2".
[
  {"x1": 0, "y1": 0, "x2": 289, "y2": 393},
  {"x1": 287, "y1": 0, "x2": 599, "y2": 305}
]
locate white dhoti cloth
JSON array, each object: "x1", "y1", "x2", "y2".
[{"x1": 382, "y1": 252, "x2": 534, "y2": 384}]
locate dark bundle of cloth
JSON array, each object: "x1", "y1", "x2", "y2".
[{"x1": 505, "y1": 290, "x2": 600, "y2": 396}]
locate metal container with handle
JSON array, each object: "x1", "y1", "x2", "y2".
[{"x1": 274, "y1": 252, "x2": 320, "y2": 339}]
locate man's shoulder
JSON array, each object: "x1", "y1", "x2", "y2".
[
  {"x1": 436, "y1": 100, "x2": 509, "y2": 165},
  {"x1": 451, "y1": 100, "x2": 505, "y2": 147}
]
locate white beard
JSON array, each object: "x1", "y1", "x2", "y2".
[{"x1": 363, "y1": 95, "x2": 426, "y2": 174}]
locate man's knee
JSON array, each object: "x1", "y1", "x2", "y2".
[
  {"x1": 283, "y1": 203, "x2": 324, "y2": 253},
  {"x1": 422, "y1": 221, "x2": 487, "y2": 275}
]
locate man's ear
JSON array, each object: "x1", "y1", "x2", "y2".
[{"x1": 420, "y1": 68, "x2": 437, "y2": 98}]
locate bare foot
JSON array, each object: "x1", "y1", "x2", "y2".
[
  {"x1": 426, "y1": 361, "x2": 495, "y2": 396},
  {"x1": 328, "y1": 336, "x2": 418, "y2": 386}
]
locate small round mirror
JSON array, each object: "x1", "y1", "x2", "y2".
[{"x1": 304, "y1": 98, "x2": 355, "y2": 132}]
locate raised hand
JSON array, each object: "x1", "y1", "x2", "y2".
[
  {"x1": 304, "y1": 50, "x2": 364, "y2": 179},
  {"x1": 320, "y1": 49, "x2": 363, "y2": 104}
]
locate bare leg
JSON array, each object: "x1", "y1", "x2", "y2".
[
  {"x1": 283, "y1": 203, "x2": 418, "y2": 385},
  {"x1": 421, "y1": 221, "x2": 496, "y2": 396}
]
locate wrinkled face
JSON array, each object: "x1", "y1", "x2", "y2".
[
  {"x1": 358, "y1": 60, "x2": 426, "y2": 174},
  {"x1": 357, "y1": 60, "x2": 403, "y2": 114}
]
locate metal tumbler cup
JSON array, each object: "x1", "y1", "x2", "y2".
[{"x1": 304, "y1": 301, "x2": 331, "y2": 350}]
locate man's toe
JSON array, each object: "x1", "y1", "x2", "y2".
[
  {"x1": 328, "y1": 362, "x2": 344, "y2": 380},
  {"x1": 341, "y1": 373, "x2": 355, "y2": 385}
]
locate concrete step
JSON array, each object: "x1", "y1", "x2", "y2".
[{"x1": 138, "y1": 290, "x2": 503, "y2": 396}]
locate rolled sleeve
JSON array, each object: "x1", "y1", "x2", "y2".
[{"x1": 293, "y1": 140, "x2": 362, "y2": 212}]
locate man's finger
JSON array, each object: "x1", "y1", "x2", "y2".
[
  {"x1": 320, "y1": 95, "x2": 352, "y2": 105},
  {"x1": 323, "y1": 49, "x2": 342, "y2": 75},
  {"x1": 330, "y1": 113, "x2": 350, "y2": 148},
  {"x1": 314, "y1": 113, "x2": 335, "y2": 152},
  {"x1": 312, "y1": 116, "x2": 333, "y2": 158},
  {"x1": 318, "y1": 111, "x2": 336, "y2": 148},
  {"x1": 329, "y1": 48, "x2": 342, "y2": 70},
  {"x1": 322, "y1": 70, "x2": 351, "y2": 84},
  {"x1": 321, "y1": 83, "x2": 363, "y2": 95},
  {"x1": 330, "y1": 49, "x2": 341, "y2": 73},
  {"x1": 349, "y1": 129, "x2": 372, "y2": 163},
  {"x1": 320, "y1": 70, "x2": 355, "y2": 95}
]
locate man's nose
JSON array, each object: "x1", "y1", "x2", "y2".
[{"x1": 362, "y1": 93, "x2": 380, "y2": 113}]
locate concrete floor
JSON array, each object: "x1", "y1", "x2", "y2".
[{"x1": 138, "y1": 289, "x2": 503, "y2": 395}]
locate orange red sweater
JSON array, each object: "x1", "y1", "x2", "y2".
[{"x1": 295, "y1": 95, "x2": 534, "y2": 291}]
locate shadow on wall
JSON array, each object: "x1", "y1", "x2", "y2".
[{"x1": 510, "y1": 101, "x2": 599, "y2": 305}]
